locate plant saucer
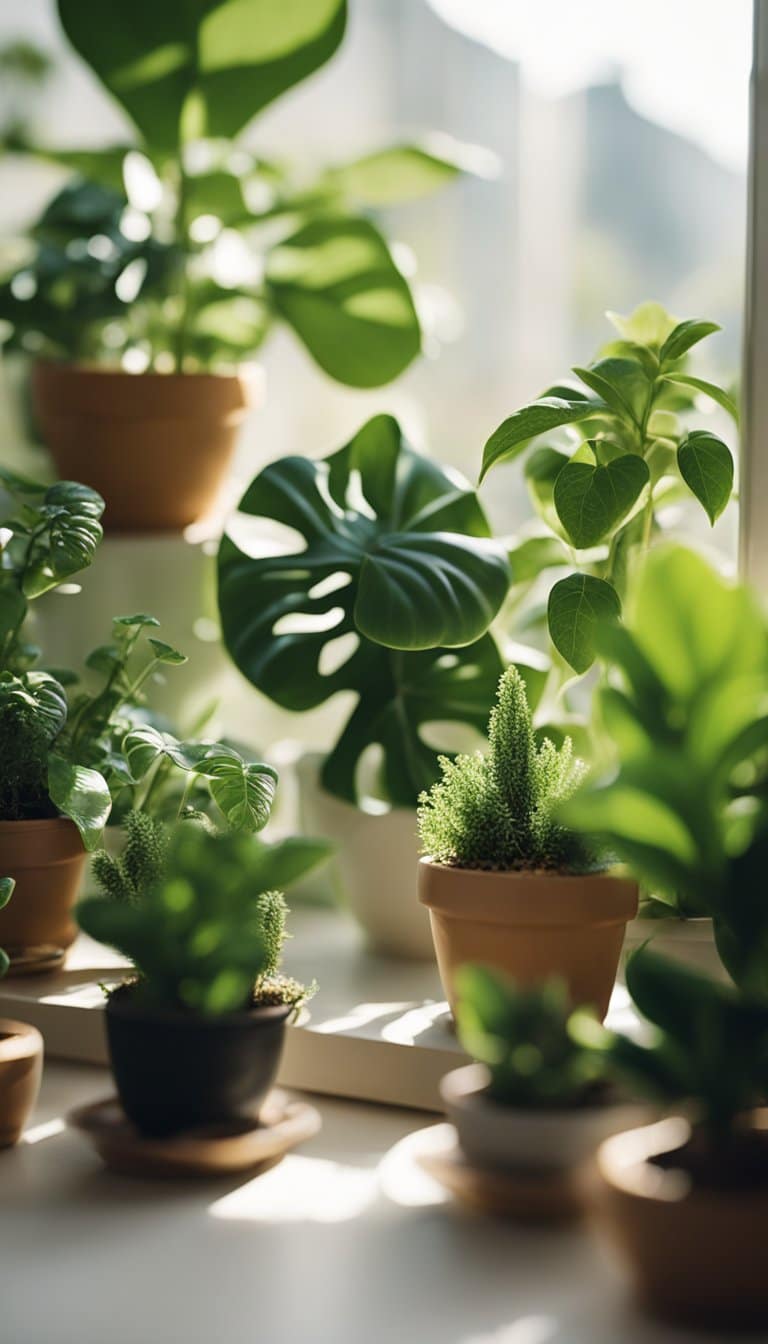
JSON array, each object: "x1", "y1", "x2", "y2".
[
  {"x1": 5, "y1": 945, "x2": 66, "y2": 976},
  {"x1": 68, "y1": 1089, "x2": 321, "y2": 1178},
  {"x1": 413, "y1": 1122, "x2": 583, "y2": 1222}
]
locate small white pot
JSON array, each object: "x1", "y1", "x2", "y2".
[
  {"x1": 296, "y1": 752, "x2": 434, "y2": 960},
  {"x1": 441, "y1": 1063, "x2": 651, "y2": 1173},
  {"x1": 623, "y1": 916, "x2": 728, "y2": 982}
]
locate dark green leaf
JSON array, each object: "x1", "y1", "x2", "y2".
[
  {"x1": 659, "y1": 319, "x2": 720, "y2": 365},
  {"x1": 573, "y1": 358, "x2": 650, "y2": 426},
  {"x1": 553, "y1": 454, "x2": 649, "y2": 549},
  {"x1": 196, "y1": 749, "x2": 278, "y2": 832},
  {"x1": 677, "y1": 430, "x2": 734, "y2": 525},
  {"x1": 148, "y1": 638, "x2": 187, "y2": 665},
  {"x1": 0, "y1": 585, "x2": 27, "y2": 640},
  {"x1": 47, "y1": 752, "x2": 111, "y2": 850},
  {"x1": 113, "y1": 612, "x2": 160, "y2": 628},
  {"x1": 480, "y1": 398, "x2": 599, "y2": 480},
  {"x1": 0, "y1": 876, "x2": 15, "y2": 910},
  {"x1": 547, "y1": 573, "x2": 621, "y2": 673}
]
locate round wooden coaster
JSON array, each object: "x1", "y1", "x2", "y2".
[
  {"x1": 68, "y1": 1089, "x2": 322, "y2": 1178},
  {"x1": 414, "y1": 1122, "x2": 582, "y2": 1222}
]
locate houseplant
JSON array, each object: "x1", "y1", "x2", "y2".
[
  {"x1": 480, "y1": 302, "x2": 737, "y2": 674},
  {"x1": 565, "y1": 543, "x2": 768, "y2": 985},
  {"x1": 418, "y1": 665, "x2": 637, "y2": 1017},
  {"x1": 217, "y1": 411, "x2": 512, "y2": 956},
  {"x1": 0, "y1": 0, "x2": 479, "y2": 530},
  {"x1": 590, "y1": 945, "x2": 768, "y2": 1325},
  {"x1": 0, "y1": 878, "x2": 45, "y2": 1147},
  {"x1": 77, "y1": 819, "x2": 323, "y2": 1137},
  {"x1": 442, "y1": 965, "x2": 648, "y2": 1182}
]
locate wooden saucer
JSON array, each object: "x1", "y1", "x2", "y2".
[
  {"x1": 414, "y1": 1123, "x2": 582, "y2": 1222},
  {"x1": 6, "y1": 945, "x2": 66, "y2": 976},
  {"x1": 68, "y1": 1089, "x2": 322, "y2": 1178}
]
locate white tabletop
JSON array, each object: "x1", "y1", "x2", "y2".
[{"x1": 0, "y1": 1063, "x2": 740, "y2": 1344}]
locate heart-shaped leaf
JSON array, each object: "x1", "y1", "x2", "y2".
[
  {"x1": 548, "y1": 573, "x2": 621, "y2": 673},
  {"x1": 196, "y1": 749, "x2": 278, "y2": 832},
  {"x1": 554, "y1": 453, "x2": 649, "y2": 549},
  {"x1": 123, "y1": 726, "x2": 207, "y2": 782},
  {"x1": 47, "y1": 752, "x2": 111, "y2": 850},
  {"x1": 677, "y1": 430, "x2": 734, "y2": 525},
  {"x1": 480, "y1": 396, "x2": 599, "y2": 479}
]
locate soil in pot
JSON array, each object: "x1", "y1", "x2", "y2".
[
  {"x1": 105, "y1": 984, "x2": 291, "y2": 1138},
  {"x1": 0, "y1": 1020, "x2": 44, "y2": 1146},
  {"x1": 0, "y1": 817, "x2": 86, "y2": 972},
  {"x1": 593, "y1": 1115, "x2": 768, "y2": 1327},
  {"x1": 32, "y1": 363, "x2": 261, "y2": 532}
]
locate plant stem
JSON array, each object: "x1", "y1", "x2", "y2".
[{"x1": 172, "y1": 157, "x2": 191, "y2": 374}]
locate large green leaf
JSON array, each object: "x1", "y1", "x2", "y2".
[
  {"x1": 123, "y1": 726, "x2": 205, "y2": 780},
  {"x1": 195, "y1": 748, "x2": 278, "y2": 832},
  {"x1": 677, "y1": 430, "x2": 734, "y2": 525},
  {"x1": 266, "y1": 216, "x2": 421, "y2": 387},
  {"x1": 547, "y1": 573, "x2": 621, "y2": 674},
  {"x1": 328, "y1": 143, "x2": 463, "y2": 206},
  {"x1": 553, "y1": 453, "x2": 649, "y2": 549},
  {"x1": 47, "y1": 752, "x2": 111, "y2": 850},
  {"x1": 480, "y1": 397, "x2": 599, "y2": 480},
  {"x1": 57, "y1": 0, "x2": 347, "y2": 149}
]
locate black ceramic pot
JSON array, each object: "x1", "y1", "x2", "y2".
[{"x1": 105, "y1": 985, "x2": 292, "y2": 1137}]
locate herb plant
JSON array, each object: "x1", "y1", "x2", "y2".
[
  {"x1": 218, "y1": 413, "x2": 511, "y2": 807},
  {"x1": 0, "y1": 0, "x2": 476, "y2": 384},
  {"x1": 78, "y1": 823, "x2": 319, "y2": 1015},
  {"x1": 482, "y1": 303, "x2": 737, "y2": 672},
  {"x1": 417, "y1": 665, "x2": 592, "y2": 870},
  {"x1": 456, "y1": 964, "x2": 609, "y2": 1108},
  {"x1": 565, "y1": 544, "x2": 768, "y2": 995}
]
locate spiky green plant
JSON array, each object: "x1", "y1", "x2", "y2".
[
  {"x1": 417, "y1": 665, "x2": 594, "y2": 870},
  {"x1": 91, "y1": 810, "x2": 168, "y2": 904}
]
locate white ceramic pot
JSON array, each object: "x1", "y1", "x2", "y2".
[
  {"x1": 295, "y1": 752, "x2": 434, "y2": 960},
  {"x1": 441, "y1": 1063, "x2": 651, "y2": 1173},
  {"x1": 623, "y1": 916, "x2": 727, "y2": 982}
]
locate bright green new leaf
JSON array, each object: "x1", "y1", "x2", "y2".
[
  {"x1": 606, "y1": 302, "x2": 678, "y2": 348},
  {"x1": 47, "y1": 752, "x2": 111, "y2": 850},
  {"x1": 553, "y1": 454, "x2": 649, "y2": 549},
  {"x1": 329, "y1": 143, "x2": 463, "y2": 206},
  {"x1": 547, "y1": 573, "x2": 621, "y2": 673},
  {"x1": 480, "y1": 397, "x2": 599, "y2": 480},
  {"x1": 677, "y1": 430, "x2": 734, "y2": 524}
]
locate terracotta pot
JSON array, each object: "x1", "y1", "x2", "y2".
[
  {"x1": 31, "y1": 362, "x2": 261, "y2": 533},
  {"x1": 593, "y1": 1115, "x2": 768, "y2": 1326},
  {"x1": 0, "y1": 818, "x2": 86, "y2": 969},
  {"x1": 418, "y1": 859, "x2": 638, "y2": 1018},
  {"x1": 442, "y1": 1063, "x2": 651, "y2": 1173},
  {"x1": 0, "y1": 1019, "x2": 43, "y2": 1146},
  {"x1": 106, "y1": 984, "x2": 292, "y2": 1138}
]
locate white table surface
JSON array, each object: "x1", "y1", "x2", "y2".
[{"x1": 0, "y1": 1063, "x2": 751, "y2": 1344}]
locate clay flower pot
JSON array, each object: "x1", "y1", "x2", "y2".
[
  {"x1": 32, "y1": 362, "x2": 262, "y2": 533},
  {"x1": 418, "y1": 859, "x2": 638, "y2": 1019},
  {"x1": 442, "y1": 1062, "x2": 649, "y2": 1173},
  {"x1": 105, "y1": 984, "x2": 292, "y2": 1138},
  {"x1": 0, "y1": 1019, "x2": 43, "y2": 1146},
  {"x1": 0, "y1": 818, "x2": 86, "y2": 971},
  {"x1": 593, "y1": 1115, "x2": 768, "y2": 1326}
]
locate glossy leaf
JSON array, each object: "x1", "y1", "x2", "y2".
[
  {"x1": 123, "y1": 726, "x2": 206, "y2": 781},
  {"x1": 677, "y1": 430, "x2": 734, "y2": 525},
  {"x1": 554, "y1": 454, "x2": 649, "y2": 549},
  {"x1": 47, "y1": 752, "x2": 111, "y2": 850},
  {"x1": 659, "y1": 319, "x2": 720, "y2": 365},
  {"x1": 547, "y1": 573, "x2": 621, "y2": 674},
  {"x1": 572, "y1": 358, "x2": 650, "y2": 427},
  {"x1": 0, "y1": 876, "x2": 15, "y2": 910},
  {"x1": 480, "y1": 398, "x2": 599, "y2": 480},
  {"x1": 267, "y1": 216, "x2": 421, "y2": 387},
  {"x1": 196, "y1": 749, "x2": 278, "y2": 832},
  {"x1": 660, "y1": 373, "x2": 739, "y2": 424}
]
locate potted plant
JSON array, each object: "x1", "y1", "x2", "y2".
[
  {"x1": 590, "y1": 945, "x2": 768, "y2": 1326},
  {"x1": 77, "y1": 819, "x2": 323, "y2": 1137},
  {"x1": 417, "y1": 665, "x2": 637, "y2": 1017},
  {"x1": 565, "y1": 543, "x2": 768, "y2": 985},
  {"x1": 480, "y1": 302, "x2": 736, "y2": 676},
  {"x1": 0, "y1": 0, "x2": 482, "y2": 531},
  {"x1": 0, "y1": 878, "x2": 44, "y2": 1147},
  {"x1": 442, "y1": 965, "x2": 648, "y2": 1180},
  {"x1": 217, "y1": 412, "x2": 512, "y2": 957}
]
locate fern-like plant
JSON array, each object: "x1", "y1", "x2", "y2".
[{"x1": 417, "y1": 666, "x2": 594, "y2": 871}]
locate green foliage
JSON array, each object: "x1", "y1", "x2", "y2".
[
  {"x1": 564, "y1": 545, "x2": 768, "y2": 995},
  {"x1": 0, "y1": 877, "x2": 15, "y2": 978},
  {"x1": 218, "y1": 414, "x2": 510, "y2": 807},
  {"x1": 456, "y1": 965, "x2": 609, "y2": 1107},
  {"x1": 417, "y1": 666, "x2": 592, "y2": 870},
  {"x1": 484, "y1": 303, "x2": 737, "y2": 671},
  {"x1": 0, "y1": 1, "x2": 477, "y2": 384},
  {"x1": 586, "y1": 947, "x2": 768, "y2": 1153},
  {"x1": 78, "y1": 823, "x2": 319, "y2": 1015},
  {"x1": 92, "y1": 811, "x2": 168, "y2": 904}
]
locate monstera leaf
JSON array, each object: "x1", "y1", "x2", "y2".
[
  {"x1": 218, "y1": 415, "x2": 510, "y2": 805},
  {"x1": 57, "y1": 0, "x2": 347, "y2": 151}
]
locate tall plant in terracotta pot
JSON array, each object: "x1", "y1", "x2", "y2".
[
  {"x1": 217, "y1": 412, "x2": 512, "y2": 958},
  {"x1": 0, "y1": 0, "x2": 481, "y2": 532},
  {"x1": 417, "y1": 665, "x2": 637, "y2": 1017}
]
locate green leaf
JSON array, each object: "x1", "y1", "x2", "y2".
[
  {"x1": 659, "y1": 373, "x2": 739, "y2": 424},
  {"x1": 57, "y1": 0, "x2": 347, "y2": 149},
  {"x1": 148, "y1": 638, "x2": 187, "y2": 665},
  {"x1": 0, "y1": 876, "x2": 15, "y2": 910},
  {"x1": 553, "y1": 454, "x2": 649, "y2": 549},
  {"x1": 123, "y1": 725, "x2": 205, "y2": 781},
  {"x1": 659, "y1": 319, "x2": 720, "y2": 364},
  {"x1": 507, "y1": 534, "x2": 568, "y2": 584},
  {"x1": 248, "y1": 836, "x2": 333, "y2": 889},
  {"x1": 47, "y1": 753, "x2": 111, "y2": 850},
  {"x1": 113, "y1": 612, "x2": 160, "y2": 628},
  {"x1": 196, "y1": 749, "x2": 278, "y2": 832},
  {"x1": 573, "y1": 358, "x2": 650, "y2": 426},
  {"x1": 607, "y1": 302, "x2": 678, "y2": 348},
  {"x1": 480, "y1": 399, "x2": 599, "y2": 480},
  {"x1": 0, "y1": 671, "x2": 68, "y2": 742},
  {"x1": 267, "y1": 216, "x2": 421, "y2": 387},
  {"x1": 0, "y1": 585, "x2": 27, "y2": 640},
  {"x1": 547, "y1": 573, "x2": 621, "y2": 673},
  {"x1": 0, "y1": 466, "x2": 48, "y2": 498},
  {"x1": 328, "y1": 143, "x2": 462, "y2": 206},
  {"x1": 677, "y1": 430, "x2": 734, "y2": 525}
]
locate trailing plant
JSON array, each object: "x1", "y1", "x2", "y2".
[
  {"x1": 78, "y1": 823, "x2": 323, "y2": 1015},
  {"x1": 0, "y1": 877, "x2": 14, "y2": 977},
  {"x1": 580, "y1": 947, "x2": 768, "y2": 1170},
  {"x1": 218, "y1": 413, "x2": 512, "y2": 807},
  {"x1": 0, "y1": 0, "x2": 482, "y2": 384},
  {"x1": 481, "y1": 302, "x2": 737, "y2": 673},
  {"x1": 565, "y1": 544, "x2": 768, "y2": 995},
  {"x1": 417, "y1": 665, "x2": 594, "y2": 870},
  {"x1": 456, "y1": 964, "x2": 611, "y2": 1108}
]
